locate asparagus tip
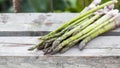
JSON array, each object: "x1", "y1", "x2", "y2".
[
  {"x1": 28, "y1": 47, "x2": 36, "y2": 51},
  {"x1": 79, "y1": 41, "x2": 86, "y2": 51},
  {"x1": 44, "y1": 52, "x2": 48, "y2": 55},
  {"x1": 49, "y1": 51, "x2": 56, "y2": 55}
]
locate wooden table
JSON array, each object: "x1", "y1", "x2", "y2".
[{"x1": 0, "y1": 13, "x2": 120, "y2": 68}]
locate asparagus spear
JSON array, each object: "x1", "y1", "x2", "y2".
[
  {"x1": 60, "y1": 40, "x2": 79, "y2": 54},
  {"x1": 40, "y1": 0, "x2": 117, "y2": 38},
  {"x1": 37, "y1": 41, "x2": 46, "y2": 50},
  {"x1": 40, "y1": 13, "x2": 93, "y2": 40},
  {"x1": 52, "y1": 12, "x2": 107, "y2": 48},
  {"x1": 48, "y1": 14, "x2": 102, "y2": 54},
  {"x1": 60, "y1": 13, "x2": 119, "y2": 53},
  {"x1": 28, "y1": 40, "x2": 44, "y2": 51},
  {"x1": 51, "y1": 10, "x2": 118, "y2": 54},
  {"x1": 79, "y1": 16, "x2": 120, "y2": 50}
]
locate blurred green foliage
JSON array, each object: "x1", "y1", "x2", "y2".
[{"x1": 0, "y1": 0, "x2": 120, "y2": 13}]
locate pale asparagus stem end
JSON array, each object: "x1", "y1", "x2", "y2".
[
  {"x1": 92, "y1": 0, "x2": 101, "y2": 5},
  {"x1": 114, "y1": 14, "x2": 120, "y2": 27},
  {"x1": 104, "y1": 4, "x2": 114, "y2": 11},
  {"x1": 115, "y1": 14, "x2": 120, "y2": 23},
  {"x1": 87, "y1": 0, "x2": 101, "y2": 10},
  {"x1": 108, "y1": 9, "x2": 119, "y2": 16}
]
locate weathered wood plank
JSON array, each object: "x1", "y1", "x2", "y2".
[
  {"x1": 0, "y1": 36, "x2": 120, "y2": 48},
  {"x1": 0, "y1": 13, "x2": 76, "y2": 31},
  {"x1": 0, "y1": 37, "x2": 38, "y2": 45},
  {"x1": 0, "y1": 36, "x2": 120, "y2": 56},
  {"x1": 0, "y1": 56, "x2": 120, "y2": 68},
  {"x1": 0, "y1": 36, "x2": 120, "y2": 49},
  {"x1": 1, "y1": 46, "x2": 120, "y2": 56},
  {"x1": 0, "y1": 13, "x2": 120, "y2": 33}
]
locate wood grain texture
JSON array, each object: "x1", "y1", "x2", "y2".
[
  {"x1": 0, "y1": 13, "x2": 120, "y2": 36},
  {"x1": 0, "y1": 36, "x2": 120, "y2": 56},
  {"x1": 0, "y1": 56, "x2": 120, "y2": 68},
  {"x1": 0, "y1": 13, "x2": 119, "y2": 32}
]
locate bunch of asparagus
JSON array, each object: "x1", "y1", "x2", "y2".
[{"x1": 28, "y1": 0, "x2": 120, "y2": 55}]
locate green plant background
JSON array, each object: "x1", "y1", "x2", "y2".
[{"x1": 0, "y1": 0, "x2": 120, "y2": 13}]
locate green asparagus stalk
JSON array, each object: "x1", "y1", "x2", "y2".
[
  {"x1": 60, "y1": 14, "x2": 119, "y2": 53},
  {"x1": 51, "y1": 10, "x2": 117, "y2": 54},
  {"x1": 49, "y1": 14, "x2": 102, "y2": 54},
  {"x1": 52, "y1": 14, "x2": 102, "y2": 46},
  {"x1": 53, "y1": 11, "x2": 116, "y2": 47},
  {"x1": 37, "y1": 41, "x2": 46, "y2": 50},
  {"x1": 60, "y1": 40, "x2": 79, "y2": 54},
  {"x1": 69, "y1": 18, "x2": 90, "y2": 30},
  {"x1": 79, "y1": 19, "x2": 120, "y2": 50},
  {"x1": 72, "y1": 17, "x2": 95, "y2": 35},
  {"x1": 40, "y1": 13, "x2": 93, "y2": 40},
  {"x1": 40, "y1": 0, "x2": 117, "y2": 38}
]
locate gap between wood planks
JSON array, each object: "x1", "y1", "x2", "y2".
[{"x1": 0, "y1": 31, "x2": 119, "y2": 36}]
